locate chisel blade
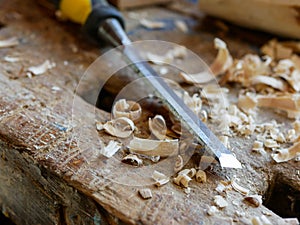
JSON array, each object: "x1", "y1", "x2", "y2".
[{"x1": 121, "y1": 45, "x2": 242, "y2": 169}]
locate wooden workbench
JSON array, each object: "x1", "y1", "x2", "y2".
[{"x1": 0, "y1": 0, "x2": 299, "y2": 224}]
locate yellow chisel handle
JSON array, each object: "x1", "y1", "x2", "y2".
[{"x1": 49, "y1": 0, "x2": 124, "y2": 39}]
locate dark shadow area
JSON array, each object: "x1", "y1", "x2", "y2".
[
  {"x1": 264, "y1": 175, "x2": 300, "y2": 221},
  {"x1": 0, "y1": 212, "x2": 15, "y2": 225}
]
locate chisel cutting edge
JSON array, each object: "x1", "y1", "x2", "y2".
[{"x1": 50, "y1": 0, "x2": 242, "y2": 168}]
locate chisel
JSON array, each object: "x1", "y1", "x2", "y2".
[{"x1": 49, "y1": 0, "x2": 242, "y2": 168}]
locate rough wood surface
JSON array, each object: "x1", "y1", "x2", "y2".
[{"x1": 0, "y1": 0, "x2": 299, "y2": 225}]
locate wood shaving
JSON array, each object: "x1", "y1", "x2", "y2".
[
  {"x1": 251, "y1": 75, "x2": 286, "y2": 91},
  {"x1": 174, "y1": 155, "x2": 184, "y2": 172},
  {"x1": 27, "y1": 60, "x2": 55, "y2": 76},
  {"x1": 210, "y1": 38, "x2": 233, "y2": 76},
  {"x1": 103, "y1": 117, "x2": 135, "y2": 138},
  {"x1": 178, "y1": 168, "x2": 196, "y2": 178},
  {"x1": 244, "y1": 195, "x2": 263, "y2": 207},
  {"x1": 257, "y1": 94, "x2": 300, "y2": 119},
  {"x1": 100, "y1": 141, "x2": 121, "y2": 158},
  {"x1": 207, "y1": 206, "x2": 218, "y2": 216},
  {"x1": 238, "y1": 93, "x2": 257, "y2": 113},
  {"x1": 261, "y1": 39, "x2": 293, "y2": 60},
  {"x1": 0, "y1": 37, "x2": 19, "y2": 48},
  {"x1": 179, "y1": 71, "x2": 214, "y2": 84},
  {"x1": 264, "y1": 139, "x2": 279, "y2": 148},
  {"x1": 146, "y1": 46, "x2": 187, "y2": 65},
  {"x1": 175, "y1": 20, "x2": 188, "y2": 33},
  {"x1": 122, "y1": 154, "x2": 143, "y2": 166},
  {"x1": 138, "y1": 188, "x2": 152, "y2": 199},
  {"x1": 231, "y1": 179, "x2": 250, "y2": 195},
  {"x1": 173, "y1": 174, "x2": 192, "y2": 188},
  {"x1": 140, "y1": 19, "x2": 165, "y2": 29},
  {"x1": 286, "y1": 129, "x2": 296, "y2": 142},
  {"x1": 112, "y1": 99, "x2": 141, "y2": 121},
  {"x1": 152, "y1": 170, "x2": 169, "y2": 187},
  {"x1": 252, "y1": 141, "x2": 264, "y2": 152},
  {"x1": 4, "y1": 55, "x2": 20, "y2": 62},
  {"x1": 195, "y1": 170, "x2": 207, "y2": 183},
  {"x1": 128, "y1": 137, "x2": 178, "y2": 157},
  {"x1": 272, "y1": 141, "x2": 300, "y2": 163},
  {"x1": 149, "y1": 115, "x2": 167, "y2": 140},
  {"x1": 213, "y1": 195, "x2": 228, "y2": 208}
]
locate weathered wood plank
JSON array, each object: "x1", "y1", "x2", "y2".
[{"x1": 0, "y1": 0, "x2": 298, "y2": 224}]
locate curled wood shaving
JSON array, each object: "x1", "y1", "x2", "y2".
[
  {"x1": 112, "y1": 99, "x2": 141, "y2": 121},
  {"x1": 195, "y1": 170, "x2": 207, "y2": 183},
  {"x1": 173, "y1": 174, "x2": 192, "y2": 188},
  {"x1": 179, "y1": 71, "x2": 214, "y2": 84},
  {"x1": 100, "y1": 141, "x2": 121, "y2": 158},
  {"x1": 0, "y1": 37, "x2": 19, "y2": 48},
  {"x1": 128, "y1": 136, "x2": 178, "y2": 157},
  {"x1": 122, "y1": 154, "x2": 143, "y2": 166},
  {"x1": 244, "y1": 195, "x2": 262, "y2": 208},
  {"x1": 138, "y1": 188, "x2": 152, "y2": 199},
  {"x1": 103, "y1": 117, "x2": 135, "y2": 138},
  {"x1": 210, "y1": 38, "x2": 233, "y2": 76},
  {"x1": 140, "y1": 19, "x2": 165, "y2": 29},
  {"x1": 149, "y1": 115, "x2": 167, "y2": 140},
  {"x1": 152, "y1": 170, "x2": 169, "y2": 186},
  {"x1": 174, "y1": 155, "x2": 184, "y2": 172},
  {"x1": 27, "y1": 60, "x2": 55, "y2": 76},
  {"x1": 214, "y1": 195, "x2": 228, "y2": 208},
  {"x1": 231, "y1": 179, "x2": 250, "y2": 195},
  {"x1": 178, "y1": 168, "x2": 196, "y2": 178},
  {"x1": 251, "y1": 75, "x2": 286, "y2": 91},
  {"x1": 272, "y1": 141, "x2": 300, "y2": 163},
  {"x1": 274, "y1": 59, "x2": 300, "y2": 92}
]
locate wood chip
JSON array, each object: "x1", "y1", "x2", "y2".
[
  {"x1": 152, "y1": 170, "x2": 169, "y2": 186},
  {"x1": 140, "y1": 19, "x2": 165, "y2": 29},
  {"x1": 244, "y1": 195, "x2": 263, "y2": 207},
  {"x1": 0, "y1": 37, "x2": 19, "y2": 48},
  {"x1": 207, "y1": 206, "x2": 218, "y2": 216},
  {"x1": 214, "y1": 195, "x2": 228, "y2": 208},
  {"x1": 175, "y1": 20, "x2": 188, "y2": 33},
  {"x1": 138, "y1": 188, "x2": 152, "y2": 199},
  {"x1": 231, "y1": 179, "x2": 250, "y2": 195},
  {"x1": 100, "y1": 141, "x2": 121, "y2": 158},
  {"x1": 27, "y1": 60, "x2": 55, "y2": 76}
]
